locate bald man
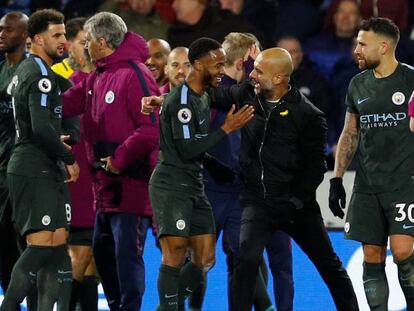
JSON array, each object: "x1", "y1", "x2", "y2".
[
  {"x1": 161, "y1": 46, "x2": 191, "y2": 93},
  {"x1": 0, "y1": 11, "x2": 28, "y2": 298},
  {"x1": 206, "y1": 47, "x2": 359, "y2": 311},
  {"x1": 145, "y1": 38, "x2": 171, "y2": 87}
]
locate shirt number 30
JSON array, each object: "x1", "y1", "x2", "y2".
[{"x1": 395, "y1": 203, "x2": 414, "y2": 223}]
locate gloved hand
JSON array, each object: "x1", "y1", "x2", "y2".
[
  {"x1": 329, "y1": 177, "x2": 346, "y2": 218},
  {"x1": 203, "y1": 153, "x2": 236, "y2": 185}
]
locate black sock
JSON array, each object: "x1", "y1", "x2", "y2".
[
  {"x1": 178, "y1": 262, "x2": 204, "y2": 308},
  {"x1": 157, "y1": 264, "x2": 180, "y2": 311},
  {"x1": 188, "y1": 272, "x2": 207, "y2": 310},
  {"x1": 79, "y1": 276, "x2": 98, "y2": 311},
  {"x1": 363, "y1": 262, "x2": 389, "y2": 311},
  {"x1": 54, "y1": 245, "x2": 72, "y2": 311},
  {"x1": 69, "y1": 279, "x2": 81, "y2": 311},
  {"x1": 395, "y1": 253, "x2": 414, "y2": 310},
  {"x1": 0, "y1": 245, "x2": 53, "y2": 311}
]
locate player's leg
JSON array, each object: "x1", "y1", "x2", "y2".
[
  {"x1": 79, "y1": 259, "x2": 98, "y2": 311},
  {"x1": 265, "y1": 231, "x2": 293, "y2": 311},
  {"x1": 287, "y1": 207, "x2": 359, "y2": 311},
  {"x1": 346, "y1": 192, "x2": 388, "y2": 310}
]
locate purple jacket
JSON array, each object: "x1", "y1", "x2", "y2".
[{"x1": 63, "y1": 32, "x2": 160, "y2": 215}]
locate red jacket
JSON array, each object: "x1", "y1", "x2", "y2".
[{"x1": 63, "y1": 32, "x2": 160, "y2": 215}]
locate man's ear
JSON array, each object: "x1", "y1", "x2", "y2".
[
  {"x1": 235, "y1": 58, "x2": 243, "y2": 71},
  {"x1": 193, "y1": 59, "x2": 203, "y2": 71},
  {"x1": 32, "y1": 33, "x2": 43, "y2": 46},
  {"x1": 98, "y1": 37, "x2": 108, "y2": 50}
]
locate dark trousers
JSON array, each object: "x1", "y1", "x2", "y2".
[
  {"x1": 93, "y1": 211, "x2": 150, "y2": 311},
  {"x1": 207, "y1": 190, "x2": 294, "y2": 311},
  {"x1": 232, "y1": 193, "x2": 359, "y2": 311},
  {"x1": 266, "y1": 231, "x2": 293, "y2": 311}
]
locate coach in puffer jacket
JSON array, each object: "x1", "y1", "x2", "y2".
[{"x1": 62, "y1": 12, "x2": 159, "y2": 311}]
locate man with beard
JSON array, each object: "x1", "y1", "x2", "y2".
[
  {"x1": 161, "y1": 46, "x2": 191, "y2": 93},
  {"x1": 146, "y1": 38, "x2": 171, "y2": 88},
  {"x1": 0, "y1": 9, "x2": 80, "y2": 311},
  {"x1": 332, "y1": 17, "x2": 414, "y2": 310},
  {"x1": 148, "y1": 37, "x2": 254, "y2": 311},
  {"x1": 0, "y1": 11, "x2": 28, "y2": 304}
]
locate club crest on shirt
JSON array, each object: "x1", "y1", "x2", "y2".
[
  {"x1": 392, "y1": 92, "x2": 405, "y2": 105},
  {"x1": 38, "y1": 78, "x2": 52, "y2": 93},
  {"x1": 105, "y1": 90, "x2": 115, "y2": 104},
  {"x1": 344, "y1": 222, "x2": 350, "y2": 233},
  {"x1": 177, "y1": 108, "x2": 192, "y2": 123}
]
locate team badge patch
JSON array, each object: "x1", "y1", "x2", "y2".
[
  {"x1": 176, "y1": 219, "x2": 186, "y2": 230},
  {"x1": 42, "y1": 215, "x2": 51, "y2": 226},
  {"x1": 344, "y1": 222, "x2": 350, "y2": 233},
  {"x1": 38, "y1": 78, "x2": 52, "y2": 93},
  {"x1": 392, "y1": 92, "x2": 405, "y2": 105},
  {"x1": 177, "y1": 108, "x2": 192, "y2": 123},
  {"x1": 105, "y1": 91, "x2": 115, "y2": 104}
]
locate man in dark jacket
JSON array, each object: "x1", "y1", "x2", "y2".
[
  {"x1": 208, "y1": 48, "x2": 359, "y2": 311},
  {"x1": 62, "y1": 12, "x2": 160, "y2": 311}
]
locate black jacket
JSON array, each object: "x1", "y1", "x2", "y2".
[{"x1": 209, "y1": 82, "x2": 327, "y2": 204}]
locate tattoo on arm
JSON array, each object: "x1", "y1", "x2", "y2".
[{"x1": 334, "y1": 112, "x2": 359, "y2": 177}]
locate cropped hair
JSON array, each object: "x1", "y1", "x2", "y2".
[
  {"x1": 84, "y1": 12, "x2": 127, "y2": 50},
  {"x1": 222, "y1": 32, "x2": 257, "y2": 67},
  {"x1": 28, "y1": 9, "x2": 64, "y2": 39},
  {"x1": 65, "y1": 17, "x2": 86, "y2": 41},
  {"x1": 188, "y1": 37, "x2": 222, "y2": 64},
  {"x1": 359, "y1": 17, "x2": 400, "y2": 44}
]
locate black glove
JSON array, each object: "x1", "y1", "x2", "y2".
[
  {"x1": 329, "y1": 177, "x2": 346, "y2": 218},
  {"x1": 203, "y1": 153, "x2": 236, "y2": 185}
]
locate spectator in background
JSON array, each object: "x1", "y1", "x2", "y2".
[
  {"x1": 218, "y1": 0, "x2": 244, "y2": 14},
  {"x1": 304, "y1": 0, "x2": 360, "y2": 80},
  {"x1": 99, "y1": 0, "x2": 169, "y2": 40},
  {"x1": 167, "y1": 0, "x2": 262, "y2": 48},
  {"x1": 160, "y1": 46, "x2": 191, "y2": 93},
  {"x1": 62, "y1": 0, "x2": 103, "y2": 20},
  {"x1": 145, "y1": 38, "x2": 171, "y2": 88}
]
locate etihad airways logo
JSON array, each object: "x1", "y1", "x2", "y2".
[{"x1": 360, "y1": 112, "x2": 407, "y2": 128}]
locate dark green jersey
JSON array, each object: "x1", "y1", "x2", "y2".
[
  {"x1": 150, "y1": 83, "x2": 226, "y2": 191},
  {"x1": 346, "y1": 63, "x2": 414, "y2": 192},
  {"x1": 0, "y1": 57, "x2": 25, "y2": 171},
  {"x1": 7, "y1": 55, "x2": 74, "y2": 178}
]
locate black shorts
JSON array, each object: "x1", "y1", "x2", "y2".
[
  {"x1": 345, "y1": 184, "x2": 414, "y2": 245},
  {"x1": 0, "y1": 170, "x2": 11, "y2": 222},
  {"x1": 8, "y1": 173, "x2": 71, "y2": 236},
  {"x1": 149, "y1": 185, "x2": 215, "y2": 238},
  {"x1": 68, "y1": 226, "x2": 94, "y2": 246}
]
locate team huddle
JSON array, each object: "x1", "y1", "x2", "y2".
[{"x1": 0, "y1": 6, "x2": 413, "y2": 311}]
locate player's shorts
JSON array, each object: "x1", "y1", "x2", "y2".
[
  {"x1": 0, "y1": 170, "x2": 11, "y2": 222},
  {"x1": 345, "y1": 184, "x2": 414, "y2": 245},
  {"x1": 8, "y1": 173, "x2": 71, "y2": 236},
  {"x1": 68, "y1": 226, "x2": 94, "y2": 246},
  {"x1": 149, "y1": 185, "x2": 216, "y2": 238}
]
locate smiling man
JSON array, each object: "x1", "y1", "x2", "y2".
[
  {"x1": 161, "y1": 46, "x2": 191, "y2": 93},
  {"x1": 1, "y1": 9, "x2": 79, "y2": 311},
  {"x1": 146, "y1": 38, "x2": 171, "y2": 88},
  {"x1": 149, "y1": 37, "x2": 254, "y2": 311}
]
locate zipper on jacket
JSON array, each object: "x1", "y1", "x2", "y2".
[{"x1": 257, "y1": 96, "x2": 280, "y2": 199}]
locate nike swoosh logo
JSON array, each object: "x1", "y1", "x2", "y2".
[
  {"x1": 185, "y1": 287, "x2": 193, "y2": 293},
  {"x1": 164, "y1": 294, "x2": 178, "y2": 299},
  {"x1": 199, "y1": 119, "x2": 206, "y2": 125},
  {"x1": 363, "y1": 278, "x2": 378, "y2": 284},
  {"x1": 57, "y1": 270, "x2": 72, "y2": 274},
  {"x1": 357, "y1": 98, "x2": 369, "y2": 105},
  {"x1": 403, "y1": 224, "x2": 414, "y2": 229}
]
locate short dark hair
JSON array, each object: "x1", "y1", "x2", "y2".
[
  {"x1": 188, "y1": 37, "x2": 222, "y2": 64},
  {"x1": 359, "y1": 17, "x2": 400, "y2": 44},
  {"x1": 65, "y1": 17, "x2": 86, "y2": 41},
  {"x1": 28, "y1": 9, "x2": 64, "y2": 39}
]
